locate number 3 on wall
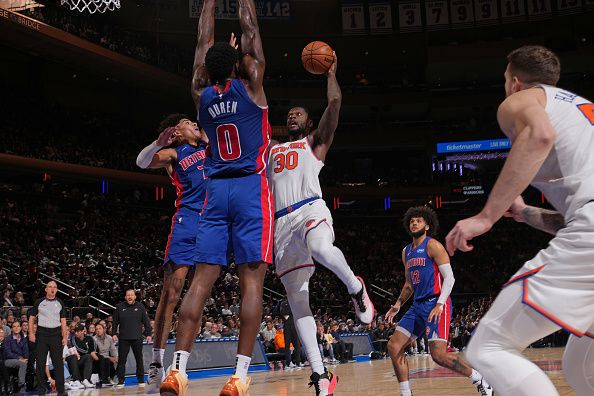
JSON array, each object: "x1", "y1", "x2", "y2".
[{"x1": 216, "y1": 124, "x2": 242, "y2": 161}]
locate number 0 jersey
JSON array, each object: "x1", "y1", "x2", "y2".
[
  {"x1": 198, "y1": 79, "x2": 271, "y2": 178},
  {"x1": 268, "y1": 136, "x2": 324, "y2": 211}
]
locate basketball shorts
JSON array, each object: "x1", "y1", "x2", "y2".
[
  {"x1": 502, "y1": 201, "x2": 594, "y2": 338},
  {"x1": 274, "y1": 198, "x2": 334, "y2": 278},
  {"x1": 163, "y1": 206, "x2": 201, "y2": 267},
  {"x1": 397, "y1": 297, "x2": 452, "y2": 342},
  {"x1": 194, "y1": 173, "x2": 274, "y2": 266}
]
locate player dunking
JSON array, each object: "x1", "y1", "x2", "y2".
[
  {"x1": 447, "y1": 46, "x2": 594, "y2": 396},
  {"x1": 385, "y1": 206, "x2": 492, "y2": 396},
  {"x1": 268, "y1": 53, "x2": 374, "y2": 396},
  {"x1": 135, "y1": 114, "x2": 207, "y2": 393},
  {"x1": 160, "y1": 0, "x2": 272, "y2": 395}
]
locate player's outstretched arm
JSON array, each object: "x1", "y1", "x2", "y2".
[
  {"x1": 191, "y1": 0, "x2": 216, "y2": 107},
  {"x1": 446, "y1": 90, "x2": 556, "y2": 255},
  {"x1": 311, "y1": 53, "x2": 341, "y2": 162},
  {"x1": 504, "y1": 195, "x2": 565, "y2": 235},
  {"x1": 238, "y1": 0, "x2": 266, "y2": 105},
  {"x1": 136, "y1": 127, "x2": 177, "y2": 171}
]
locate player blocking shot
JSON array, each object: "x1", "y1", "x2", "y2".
[
  {"x1": 160, "y1": 1, "x2": 273, "y2": 396},
  {"x1": 447, "y1": 46, "x2": 594, "y2": 396},
  {"x1": 268, "y1": 50, "x2": 374, "y2": 396},
  {"x1": 385, "y1": 207, "x2": 492, "y2": 396}
]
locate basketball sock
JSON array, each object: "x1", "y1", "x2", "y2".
[
  {"x1": 235, "y1": 354, "x2": 251, "y2": 383},
  {"x1": 295, "y1": 316, "x2": 325, "y2": 375},
  {"x1": 172, "y1": 351, "x2": 190, "y2": 375},
  {"x1": 399, "y1": 381, "x2": 412, "y2": 396},
  {"x1": 465, "y1": 282, "x2": 560, "y2": 395},
  {"x1": 281, "y1": 268, "x2": 325, "y2": 376},
  {"x1": 469, "y1": 369, "x2": 483, "y2": 383},
  {"x1": 152, "y1": 348, "x2": 165, "y2": 365},
  {"x1": 306, "y1": 225, "x2": 361, "y2": 295}
]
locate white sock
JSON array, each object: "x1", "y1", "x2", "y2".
[
  {"x1": 295, "y1": 316, "x2": 325, "y2": 375},
  {"x1": 172, "y1": 351, "x2": 190, "y2": 374},
  {"x1": 235, "y1": 354, "x2": 251, "y2": 383},
  {"x1": 399, "y1": 381, "x2": 412, "y2": 396},
  {"x1": 306, "y1": 225, "x2": 361, "y2": 294},
  {"x1": 470, "y1": 369, "x2": 483, "y2": 383},
  {"x1": 152, "y1": 348, "x2": 165, "y2": 364}
]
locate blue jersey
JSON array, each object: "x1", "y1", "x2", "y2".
[
  {"x1": 404, "y1": 237, "x2": 443, "y2": 301},
  {"x1": 198, "y1": 79, "x2": 271, "y2": 178},
  {"x1": 170, "y1": 142, "x2": 207, "y2": 211}
]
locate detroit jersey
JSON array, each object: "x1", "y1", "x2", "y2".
[
  {"x1": 268, "y1": 136, "x2": 324, "y2": 210},
  {"x1": 405, "y1": 237, "x2": 442, "y2": 301},
  {"x1": 170, "y1": 142, "x2": 207, "y2": 211},
  {"x1": 198, "y1": 79, "x2": 271, "y2": 178},
  {"x1": 532, "y1": 85, "x2": 594, "y2": 222}
]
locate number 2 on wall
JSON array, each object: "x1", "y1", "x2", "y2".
[{"x1": 216, "y1": 124, "x2": 242, "y2": 161}]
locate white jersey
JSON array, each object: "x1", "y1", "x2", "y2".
[
  {"x1": 268, "y1": 136, "x2": 324, "y2": 211},
  {"x1": 533, "y1": 85, "x2": 594, "y2": 222}
]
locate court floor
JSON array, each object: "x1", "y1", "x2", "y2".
[{"x1": 75, "y1": 347, "x2": 574, "y2": 395}]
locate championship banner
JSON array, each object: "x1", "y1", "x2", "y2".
[
  {"x1": 369, "y1": 0, "x2": 393, "y2": 34},
  {"x1": 527, "y1": 0, "x2": 552, "y2": 20},
  {"x1": 501, "y1": 0, "x2": 527, "y2": 23},
  {"x1": 341, "y1": 0, "x2": 366, "y2": 35},
  {"x1": 398, "y1": 0, "x2": 423, "y2": 32},
  {"x1": 555, "y1": 0, "x2": 582, "y2": 15},
  {"x1": 474, "y1": 0, "x2": 499, "y2": 25},
  {"x1": 450, "y1": 0, "x2": 474, "y2": 28},
  {"x1": 425, "y1": 0, "x2": 450, "y2": 30},
  {"x1": 189, "y1": 0, "x2": 291, "y2": 20}
]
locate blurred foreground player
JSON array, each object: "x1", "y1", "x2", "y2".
[
  {"x1": 136, "y1": 115, "x2": 208, "y2": 393},
  {"x1": 386, "y1": 207, "x2": 492, "y2": 396},
  {"x1": 268, "y1": 54, "x2": 373, "y2": 396},
  {"x1": 160, "y1": 0, "x2": 273, "y2": 395},
  {"x1": 447, "y1": 45, "x2": 594, "y2": 396}
]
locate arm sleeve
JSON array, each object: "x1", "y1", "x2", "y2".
[
  {"x1": 437, "y1": 263, "x2": 455, "y2": 305},
  {"x1": 136, "y1": 141, "x2": 163, "y2": 169}
]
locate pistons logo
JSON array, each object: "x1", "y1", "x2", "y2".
[{"x1": 306, "y1": 219, "x2": 316, "y2": 228}]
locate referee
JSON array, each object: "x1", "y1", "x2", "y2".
[{"x1": 28, "y1": 281, "x2": 68, "y2": 396}]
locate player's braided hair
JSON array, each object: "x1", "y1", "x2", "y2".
[
  {"x1": 402, "y1": 206, "x2": 439, "y2": 237},
  {"x1": 205, "y1": 42, "x2": 239, "y2": 85}
]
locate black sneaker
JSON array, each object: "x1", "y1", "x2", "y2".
[{"x1": 308, "y1": 370, "x2": 338, "y2": 396}]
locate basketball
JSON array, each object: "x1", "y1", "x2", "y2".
[{"x1": 301, "y1": 41, "x2": 335, "y2": 75}]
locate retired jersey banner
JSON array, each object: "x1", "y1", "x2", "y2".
[
  {"x1": 189, "y1": 0, "x2": 291, "y2": 19},
  {"x1": 450, "y1": 0, "x2": 474, "y2": 28},
  {"x1": 527, "y1": 0, "x2": 552, "y2": 20},
  {"x1": 398, "y1": 0, "x2": 423, "y2": 32},
  {"x1": 555, "y1": 0, "x2": 582, "y2": 15},
  {"x1": 369, "y1": 0, "x2": 393, "y2": 34},
  {"x1": 342, "y1": 0, "x2": 366, "y2": 34},
  {"x1": 501, "y1": 0, "x2": 527, "y2": 23},
  {"x1": 425, "y1": 0, "x2": 450, "y2": 30},
  {"x1": 474, "y1": 0, "x2": 499, "y2": 25}
]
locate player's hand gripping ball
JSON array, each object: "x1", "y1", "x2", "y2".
[{"x1": 301, "y1": 41, "x2": 335, "y2": 75}]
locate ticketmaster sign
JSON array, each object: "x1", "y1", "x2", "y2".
[{"x1": 436, "y1": 139, "x2": 511, "y2": 154}]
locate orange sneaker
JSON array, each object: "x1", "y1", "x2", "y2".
[
  {"x1": 219, "y1": 375, "x2": 251, "y2": 396},
  {"x1": 159, "y1": 369, "x2": 188, "y2": 396}
]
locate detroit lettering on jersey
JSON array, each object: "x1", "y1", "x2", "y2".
[
  {"x1": 407, "y1": 257, "x2": 427, "y2": 268},
  {"x1": 271, "y1": 142, "x2": 307, "y2": 155},
  {"x1": 207, "y1": 101, "x2": 238, "y2": 119},
  {"x1": 179, "y1": 150, "x2": 206, "y2": 171}
]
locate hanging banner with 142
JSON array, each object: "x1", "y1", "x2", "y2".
[{"x1": 190, "y1": 0, "x2": 291, "y2": 20}]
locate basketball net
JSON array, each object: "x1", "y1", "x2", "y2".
[{"x1": 60, "y1": 0, "x2": 120, "y2": 14}]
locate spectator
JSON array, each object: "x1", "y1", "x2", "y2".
[
  {"x1": 66, "y1": 324, "x2": 96, "y2": 388},
  {"x1": 2, "y1": 321, "x2": 28, "y2": 392},
  {"x1": 329, "y1": 321, "x2": 347, "y2": 363},
  {"x1": 317, "y1": 324, "x2": 336, "y2": 363},
  {"x1": 113, "y1": 289, "x2": 151, "y2": 389},
  {"x1": 371, "y1": 322, "x2": 389, "y2": 356},
  {"x1": 93, "y1": 323, "x2": 117, "y2": 386},
  {"x1": 260, "y1": 321, "x2": 276, "y2": 353},
  {"x1": 0, "y1": 327, "x2": 10, "y2": 395},
  {"x1": 206, "y1": 324, "x2": 221, "y2": 339}
]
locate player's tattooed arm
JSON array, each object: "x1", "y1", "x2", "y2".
[
  {"x1": 311, "y1": 53, "x2": 341, "y2": 162},
  {"x1": 521, "y1": 206, "x2": 565, "y2": 235},
  {"x1": 191, "y1": 0, "x2": 216, "y2": 106}
]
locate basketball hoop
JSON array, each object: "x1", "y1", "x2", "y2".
[{"x1": 60, "y1": 0, "x2": 120, "y2": 14}]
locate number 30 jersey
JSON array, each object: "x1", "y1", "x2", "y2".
[
  {"x1": 268, "y1": 136, "x2": 324, "y2": 211},
  {"x1": 198, "y1": 79, "x2": 271, "y2": 178},
  {"x1": 404, "y1": 237, "x2": 443, "y2": 302}
]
